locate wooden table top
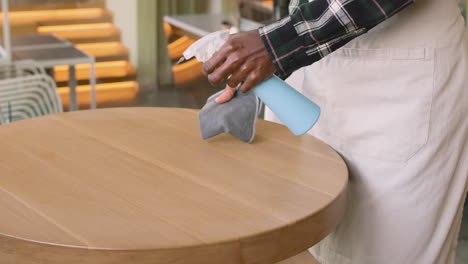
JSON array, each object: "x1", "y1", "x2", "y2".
[{"x1": 0, "y1": 107, "x2": 348, "y2": 264}]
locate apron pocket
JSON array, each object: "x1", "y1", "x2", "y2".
[{"x1": 319, "y1": 47, "x2": 434, "y2": 162}]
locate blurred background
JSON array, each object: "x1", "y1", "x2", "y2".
[
  {"x1": 0, "y1": 0, "x2": 280, "y2": 112},
  {"x1": 0, "y1": 0, "x2": 465, "y2": 111}
]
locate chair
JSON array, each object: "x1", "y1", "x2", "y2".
[
  {"x1": 0, "y1": 61, "x2": 62, "y2": 123},
  {"x1": 0, "y1": 60, "x2": 46, "y2": 78}
]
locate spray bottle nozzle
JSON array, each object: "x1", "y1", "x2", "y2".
[
  {"x1": 182, "y1": 30, "x2": 230, "y2": 63},
  {"x1": 175, "y1": 57, "x2": 186, "y2": 65}
]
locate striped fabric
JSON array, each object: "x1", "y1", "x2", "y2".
[{"x1": 260, "y1": 0, "x2": 415, "y2": 79}]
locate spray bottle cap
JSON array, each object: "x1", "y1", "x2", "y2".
[{"x1": 183, "y1": 30, "x2": 230, "y2": 63}]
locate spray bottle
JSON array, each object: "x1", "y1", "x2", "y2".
[{"x1": 183, "y1": 30, "x2": 320, "y2": 136}]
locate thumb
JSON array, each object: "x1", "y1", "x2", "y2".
[{"x1": 215, "y1": 85, "x2": 237, "y2": 104}]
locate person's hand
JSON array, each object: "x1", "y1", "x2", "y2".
[
  {"x1": 214, "y1": 84, "x2": 237, "y2": 104},
  {"x1": 203, "y1": 30, "x2": 276, "y2": 104}
]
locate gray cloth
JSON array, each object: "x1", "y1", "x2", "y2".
[{"x1": 198, "y1": 89, "x2": 261, "y2": 143}]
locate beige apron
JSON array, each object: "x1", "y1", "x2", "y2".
[{"x1": 265, "y1": 0, "x2": 468, "y2": 263}]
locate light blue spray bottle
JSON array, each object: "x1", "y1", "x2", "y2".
[{"x1": 183, "y1": 30, "x2": 320, "y2": 136}]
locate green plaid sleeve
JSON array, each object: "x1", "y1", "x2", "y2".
[{"x1": 260, "y1": 0, "x2": 415, "y2": 79}]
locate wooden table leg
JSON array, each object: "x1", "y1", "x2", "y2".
[{"x1": 276, "y1": 251, "x2": 320, "y2": 264}]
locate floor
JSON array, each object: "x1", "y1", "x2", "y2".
[
  {"x1": 131, "y1": 79, "x2": 468, "y2": 263},
  {"x1": 135, "y1": 78, "x2": 221, "y2": 110}
]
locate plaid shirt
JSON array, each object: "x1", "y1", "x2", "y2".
[{"x1": 260, "y1": 0, "x2": 415, "y2": 79}]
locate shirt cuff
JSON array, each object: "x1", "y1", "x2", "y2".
[{"x1": 259, "y1": 16, "x2": 307, "y2": 80}]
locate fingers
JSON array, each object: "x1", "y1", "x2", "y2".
[
  {"x1": 227, "y1": 64, "x2": 251, "y2": 88},
  {"x1": 239, "y1": 71, "x2": 263, "y2": 93},
  {"x1": 215, "y1": 85, "x2": 237, "y2": 104},
  {"x1": 207, "y1": 55, "x2": 242, "y2": 86},
  {"x1": 203, "y1": 41, "x2": 235, "y2": 75},
  {"x1": 203, "y1": 30, "x2": 276, "y2": 90}
]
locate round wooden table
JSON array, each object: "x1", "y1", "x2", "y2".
[{"x1": 0, "y1": 108, "x2": 348, "y2": 264}]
